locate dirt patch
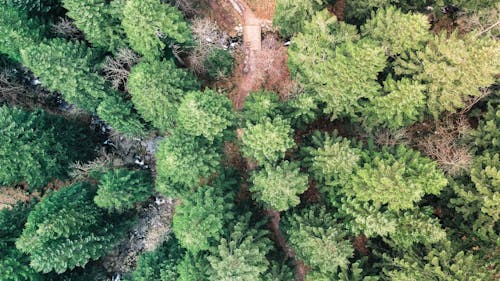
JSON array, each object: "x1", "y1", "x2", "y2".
[
  {"x1": 246, "y1": 0, "x2": 276, "y2": 20},
  {"x1": 205, "y1": 0, "x2": 243, "y2": 36}
]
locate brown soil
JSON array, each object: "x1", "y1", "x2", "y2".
[{"x1": 246, "y1": 0, "x2": 276, "y2": 20}]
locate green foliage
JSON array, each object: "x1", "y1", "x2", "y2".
[
  {"x1": 0, "y1": 6, "x2": 45, "y2": 62},
  {"x1": 155, "y1": 131, "x2": 221, "y2": 196},
  {"x1": 471, "y1": 96, "x2": 499, "y2": 154},
  {"x1": 20, "y1": 39, "x2": 145, "y2": 134},
  {"x1": 283, "y1": 92, "x2": 319, "y2": 128},
  {"x1": 263, "y1": 262, "x2": 294, "y2": 281},
  {"x1": 94, "y1": 168, "x2": 153, "y2": 212},
  {"x1": 177, "y1": 90, "x2": 235, "y2": 142},
  {"x1": 204, "y1": 48, "x2": 234, "y2": 79},
  {"x1": 130, "y1": 238, "x2": 184, "y2": 281},
  {"x1": 16, "y1": 182, "x2": 125, "y2": 273},
  {"x1": 0, "y1": 0, "x2": 62, "y2": 16},
  {"x1": 172, "y1": 186, "x2": 234, "y2": 253},
  {"x1": 242, "y1": 91, "x2": 282, "y2": 124},
  {"x1": 345, "y1": 0, "x2": 391, "y2": 24},
  {"x1": 241, "y1": 117, "x2": 295, "y2": 164},
  {"x1": 250, "y1": 161, "x2": 308, "y2": 211},
  {"x1": 61, "y1": 0, "x2": 127, "y2": 52},
  {"x1": 274, "y1": 0, "x2": 327, "y2": 37},
  {"x1": 207, "y1": 215, "x2": 271, "y2": 281},
  {"x1": 396, "y1": 32, "x2": 499, "y2": 117},
  {"x1": 0, "y1": 202, "x2": 43, "y2": 281},
  {"x1": 127, "y1": 59, "x2": 200, "y2": 131},
  {"x1": 283, "y1": 207, "x2": 354, "y2": 275},
  {"x1": 122, "y1": 0, "x2": 192, "y2": 58},
  {"x1": 344, "y1": 145, "x2": 447, "y2": 211},
  {"x1": 177, "y1": 252, "x2": 210, "y2": 281},
  {"x1": 362, "y1": 6, "x2": 431, "y2": 56},
  {"x1": 288, "y1": 11, "x2": 386, "y2": 120},
  {"x1": 0, "y1": 106, "x2": 94, "y2": 189},
  {"x1": 364, "y1": 77, "x2": 426, "y2": 129}
]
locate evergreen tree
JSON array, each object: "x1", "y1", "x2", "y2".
[
  {"x1": 363, "y1": 77, "x2": 426, "y2": 129},
  {"x1": 242, "y1": 91, "x2": 282, "y2": 124},
  {"x1": 288, "y1": 11, "x2": 386, "y2": 120},
  {"x1": 172, "y1": 186, "x2": 234, "y2": 253},
  {"x1": 207, "y1": 215, "x2": 271, "y2": 281},
  {"x1": 16, "y1": 182, "x2": 126, "y2": 273},
  {"x1": 155, "y1": 131, "x2": 221, "y2": 196},
  {"x1": 177, "y1": 90, "x2": 235, "y2": 142},
  {"x1": 0, "y1": 106, "x2": 95, "y2": 189},
  {"x1": 122, "y1": 0, "x2": 192, "y2": 59},
  {"x1": 94, "y1": 168, "x2": 153, "y2": 213},
  {"x1": 471, "y1": 96, "x2": 499, "y2": 154},
  {"x1": 362, "y1": 6, "x2": 431, "y2": 56},
  {"x1": 283, "y1": 92, "x2": 319, "y2": 128},
  {"x1": 250, "y1": 161, "x2": 308, "y2": 211},
  {"x1": 263, "y1": 262, "x2": 294, "y2": 281},
  {"x1": 0, "y1": 202, "x2": 43, "y2": 281},
  {"x1": 61, "y1": 0, "x2": 127, "y2": 52},
  {"x1": 0, "y1": 6, "x2": 45, "y2": 62},
  {"x1": 273, "y1": 0, "x2": 327, "y2": 37},
  {"x1": 396, "y1": 32, "x2": 499, "y2": 117},
  {"x1": 127, "y1": 59, "x2": 200, "y2": 132},
  {"x1": 241, "y1": 117, "x2": 295, "y2": 165},
  {"x1": 0, "y1": 0, "x2": 62, "y2": 17},
  {"x1": 283, "y1": 207, "x2": 354, "y2": 275},
  {"x1": 177, "y1": 252, "x2": 211, "y2": 281}
]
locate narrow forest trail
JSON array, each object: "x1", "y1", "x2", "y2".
[{"x1": 229, "y1": 0, "x2": 263, "y2": 110}]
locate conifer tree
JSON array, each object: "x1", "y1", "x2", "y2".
[
  {"x1": 155, "y1": 131, "x2": 221, "y2": 196},
  {"x1": 0, "y1": 106, "x2": 95, "y2": 189},
  {"x1": 122, "y1": 0, "x2": 192, "y2": 58},
  {"x1": 283, "y1": 207, "x2": 354, "y2": 275},
  {"x1": 0, "y1": 0, "x2": 62, "y2": 17},
  {"x1": 362, "y1": 6, "x2": 431, "y2": 56},
  {"x1": 16, "y1": 182, "x2": 126, "y2": 273},
  {"x1": 0, "y1": 202, "x2": 43, "y2": 281},
  {"x1": 250, "y1": 161, "x2": 308, "y2": 211},
  {"x1": 61, "y1": 0, "x2": 127, "y2": 52},
  {"x1": 273, "y1": 0, "x2": 327, "y2": 37},
  {"x1": 127, "y1": 59, "x2": 200, "y2": 132},
  {"x1": 94, "y1": 168, "x2": 153, "y2": 213},
  {"x1": 242, "y1": 91, "x2": 282, "y2": 124},
  {"x1": 241, "y1": 117, "x2": 295, "y2": 165},
  {"x1": 177, "y1": 252, "x2": 211, "y2": 281},
  {"x1": 207, "y1": 215, "x2": 271, "y2": 281},
  {"x1": 177, "y1": 90, "x2": 235, "y2": 142},
  {"x1": 283, "y1": 92, "x2": 319, "y2": 128},
  {"x1": 471, "y1": 96, "x2": 499, "y2": 154}
]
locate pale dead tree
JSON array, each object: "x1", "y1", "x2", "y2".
[
  {"x1": 101, "y1": 48, "x2": 141, "y2": 90},
  {"x1": 375, "y1": 128, "x2": 410, "y2": 147},
  {"x1": 0, "y1": 72, "x2": 25, "y2": 100},
  {"x1": 51, "y1": 18, "x2": 83, "y2": 40},
  {"x1": 165, "y1": 0, "x2": 198, "y2": 17}
]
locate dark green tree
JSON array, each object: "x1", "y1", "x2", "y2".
[
  {"x1": 204, "y1": 48, "x2": 234, "y2": 80},
  {"x1": 242, "y1": 91, "x2": 282, "y2": 124},
  {"x1": 172, "y1": 186, "x2": 234, "y2": 253},
  {"x1": 177, "y1": 252, "x2": 211, "y2": 281},
  {"x1": 250, "y1": 161, "x2": 308, "y2": 211},
  {"x1": 241, "y1": 117, "x2": 295, "y2": 165},
  {"x1": 0, "y1": 0, "x2": 62, "y2": 17},
  {"x1": 16, "y1": 182, "x2": 126, "y2": 273},
  {"x1": 177, "y1": 90, "x2": 235, "y2": 142},
  {"x1": 127, "y1": 59, "x2": 200, "y2": 132},
  {"x1": 273, "y1": 0, "x2": 327, "y2": 37},
  {"x1": 0, "y1": 106, "x2": 94, "y2": 189},
  {"x1": 94, "y1": 168, "x2": 153, "y2": 213},
  {"x1": 122, "y1": 0, "x2": 192, "y2": 58}
]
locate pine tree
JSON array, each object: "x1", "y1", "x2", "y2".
[
  {"x1": 263, "y1": 262, "x2": 294, "y2": 281},
  {"x1": 155, "y1": 131, "x2": 221, "y2": 196},
  {"x1": 242, "y1": 91, "x2": 282, "y2": 124},
  {"x1": 122, "y1": 0, "x2": 192, "y2": 59},
  {"x1": 172, "y1": 186, "x2": 234, "y2": 253},
  {"x1": 207, "y1": 215, "x2": 271, "y2": 281},
  {"x1": 241, "y1": 117, "x2": 295, "y2": 165},
  {"x1": 283, "y1": 92, "x2": 319, "y2": 129},
  {"x1": 0, "y1": 202, "x2": 43, "y2": 281},
  {"x1": 0, "y1": 0, "x2": 62, "y2": 17},
  {"x1": 127, "y1": 59, "x2": 200, "y2": 132},
  {"x1": 396, "y1": 32, "x2": 499, "y2": 117},
  {"x1": 94, "y1": 168, "x2": 153, "y2": 213},
  {"x1": 363, "y1": 77, "x2": 426, "y2": 129},
  {"x1": 61, "y1": 0, "x2": 127, "y2": 52},
  {"x1": 250, "y1": 161, "x2": 308, "y2": 211},
  {"x1": 177, "y1": 252, "x2": 211, "y2": 281},
  {"x1": 283, "y1": 207, "x2": 354, "y2": 275},
  {"x1": 471, "y1": 96, "x2": 499, "y2": 154},
  {"x1": 361, "y1": 6, "x2": 431, "y2": 56},
  {"x1": 273, "y1": 0, "x2": 327, "y2": 37},
  {"x1": 177, "y1": 90, "x2": 235, "y2": 142},
  {"x1": 16, "y1": 182, "x2": 127, "y2": 273},
  {"x1": 0, "y1": 6, "x2": 45, "y2": 62},
  {"x1": 0, "y1": 106, "x2": 95, "y2": 189}
]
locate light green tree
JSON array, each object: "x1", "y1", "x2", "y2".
[
  {"x1": 61, "y1": 0, "x2": 127, "y2": 52},
  {"x1": 241, "y1": 117, "x2": 295, "y2": 165},
  {"x1": 16, "y1": 182, "x2": 126, "y2": 273},
  {"x1": 361, "y1": 6, "x2": 431, "y2": 56},
  {"x1": 177, "y1": 252, "x2": 211, "y2": 281},
  {"x1": 0, "y1": 106, "x2": 95, "y2": 189},
  {"x1": 273, "y1": 0, "x2": 327, "y2": 37},
  {"x1": 242, "y1": 91, "x2": 282, "y2": 124},
  {"x1": 94, "y1": 168, "x2": 153, "y2": 213},
  {"x1": 177, "y1": 90, "x2": 235, "y2": 142},
  {"x1": 122, "y1": 0, "x2": 192, "y2": 58},
  {"x1": 250, "y1": 161, "x2": 308, "y2": 211},
  {"x1": 172, "y1": 186, "x2": 234, "y2": 253},
  {"x1": 127, "y1": 59, "x2": 199, "y2": 132}
]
